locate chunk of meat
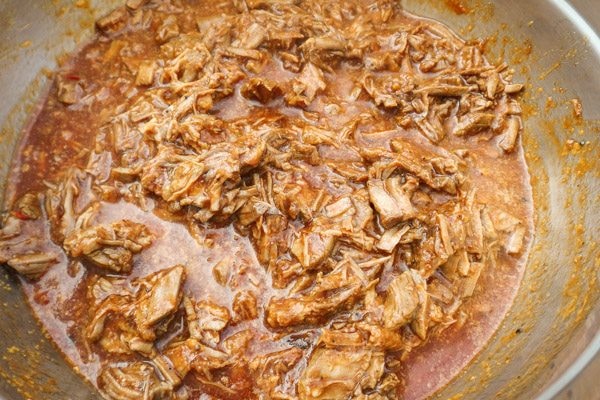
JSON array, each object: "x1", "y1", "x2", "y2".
[
  {"x1": 0, "y1": 216, "x2": 21, "y2": 240},
  {"x1": 44, "y1": 167, "x2": 97, "y2": 243},
  {"x1": 156, "y1": 16, "x2": 180, "y2": 43},
  {"x1": 452, "y1": 113, "x2": 495, "y2": 136},
  {"x1": 212, "y1": 257, "x2": 231, "y2": 286},
  {"x1": 135, "y1": 61, "x2": 156, "y2": 86},
  {"x1": 63, "y1": 220, "x2": 153, "y2": 273},
  {"x1": 351, "y1": 189, "x2": 375, "y2": 231},
  {"x1": 291, "y1": 226, "x2": 337, "y2": 269},
  {"x1": 57, "y1": 78, "x2": 83, "y2": 105},
  {"x1": 232, "y1": 290, "x2": 259, "y2": 321},
  {"x1": 323, "y1": 197, "x2": 353, "y2": 218},
  {"x1": 465, "y1": 216, "x2": 484, "y2": 257},
  {"x1": 442, "y1": 249, "x2": 471, "y2": 279},
  {"x1": 99, "y1": 362, "x2": 175, "y2": 400},
  {"x1": 490, "y1": 208, "x2": 521, "y2": 232},
  {"x1": 134, "y1": 265, "x2": 186, "y2": 341},
  {"x1": 238, "y1": 135, "x2": 266, "y2": 170},
  {"x1": 361, "y1": 73, "x2": 414, "y2": 108},
  {"x1": 383, "y1": 270, "x2": 427, "y2": 330},
  {"x1": 140, "y1": 149, "x2": 206, "y2": 202},
  {"x1": 162, "y1": 338, "x2": 231, "y2": 380},
  {"x1": 298, "y1": 347, "x2": 385, "y2": 399},
  {"x1": 251, "y1": 213, "x2": 290, "y2": 268},
  {"x1": 140, "y1": 144, "x2": 242, "y2": 221},
  {"x1": 377, "y1": 224, "x2": 410, "y2": 253},
  {"x1": 241, "y1": 77, "x2": 283, "y2": 103},
  {"x1": 367, "y1": 177, "x2": 416, "y2": 228},
  {"x1": 390, "y1": 138, "x2": 462, "y2": 194},
  {"x1": 7, "y1": 252, "x2": 59, "y2": 279},
  {"x1": 498, "y1": 116, "x2": 521, "y2": 153},
  {"x1": 96, "y1": 7, "x2": 128, "y2": 34},
  {"x1": 166, "y1": 44, "x2": 212, "y2": 83},
  {"x1": 301, "y1": 34, "x2": 347, "y2": 53},
  {"x1": 184, "y1": 297, "x2": 230, "y2": 347},
  {"x1": 410, "y1": 290, "x2": 432, "y2": 340},
  {"x1": 415, "y1": 113, "x2": 446, "y2": 144},
  {"x1": 222, "y1": 329, "x2": 254, "y2": 356},
  {"x1": 0, "y1": 212, "x2": 61, "y2": 279},
  {"x1": 266, "y1": 259, "x2": 375, "y2": 328},
  {"x1": 237, "y1": 22, "x2": 267, "y2": 49},
  {"x1": 415, "y1": 83, "x2": 472, "y2": 97},
  {"x1": 251, "y1": 348, "x2": 303, "y2": 397},
  {"x1": 480, "y1": 207, "x2": 498, "y2": 241},
  {"x1": 14, "y1": 193, "x2": 42, "y2": 220},
  {"x1": 271, "y1": 173, "x2": 327, "y2": 221},
  {"x1": 87, "y1": 265, "x2": 186, "y2": 351},
  {"x1": 459, "y1": 261, "x2": 484, "y2": 298},
  {"x1": 236, "y1": 197, "x2": 275, "y2": 227},
  {"x1": 125, "y1": 0, "x2": 147, "y2": 10},
  {"x1": 354, "y1": 323, "x2": 407, "y2": 352},
  {"x1": 504, "y1": 83, "x2": 524, "y2": 94},
  {"x1": 506, "y1": 225, "x2": 525, "y2": 255},
  {"x1": 317, "y1": 321, "x2": 409, "y2": 354},
  {"x1": 285, "y1": 62, "x2": 326, "y2": 107}
]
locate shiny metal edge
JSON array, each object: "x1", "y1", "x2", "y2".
[
  {"x1": 536, "y1": 2, "x2": 600, "y2": 399},
  {"x1": 543, "y1": 332, "x2": 600, "y2": 399}
]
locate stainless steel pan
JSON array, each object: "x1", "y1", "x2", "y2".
[{"x1": 0, "y1": 1, "x2": 598, "y2": 399}]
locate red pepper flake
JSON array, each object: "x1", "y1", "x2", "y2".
[
  {"x1": 11, "y1": 210, "x2": 31, "y2": 220},
  {"x1": 34, "y1": 290, "x2": 50, "y2": 306},
  {"x1": 65, "y1": 74, "x2": 81, "y2": 81}
]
